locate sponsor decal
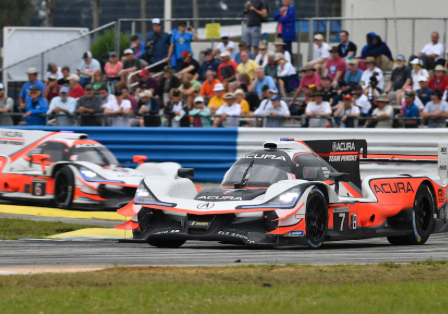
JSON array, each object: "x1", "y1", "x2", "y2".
[
  {"x1": 0, "y1": 139, "x2": 25, "y2": 146},
  {"x1": 190, "y1": 221, "x2": 209, "y2": 226},
  {"x1": 197, "y1": 202, "x2": 215, "y2": 209},
  {"x1": 197, "y1": 196, "x2": 242, "y2": 201},
  {"x1": 329, "y1": 155, "x2": 358, "y2": 162},
  {"x1": 445, "y1": 190, "x2": 448, "y2": 198},
  {"x1": 217, "y1": 231, "x2": 255, "y2": 243},
  {"x1": 295, "y1": 214, "x2": 305, "y2": 219},
  {"x1": 0, "y1": 130, "x2": 23, "y2": 138},
  {"x1": 439, "y1": 165, "x2": 447, "y2": 171},
  {"x1": 440, "y1": 208, "x2": 445, "y2": 220},
  {"x1": 441, "y1": 147, "x2": 447, "y2": 154},
  {"x1": 243, "y1": 154, "x2": 286, "y2": 161},
  {"x1": 373, "y1": 182, "x2": 414, "y2": 194},
  {"x1": 284, "y1": 230, "x2": 304, "y2": 237},
  {"x1": 333, "y1": 207, "x2": 349, "y2": 213},
  {"x1": 153, "y1": 230, "x2": 180, "y2": 235},
  {"x1": 75, "y1": 144, "x2": 103, "y2": 148},
  {"x1": 332, "y1": 142, "x2": 356, "y2": 152}
]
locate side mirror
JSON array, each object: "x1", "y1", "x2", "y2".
[
  {"x1": 329, "y1": 172, "x2": 350, "y2": 195},
  {"x1": 178, "y1": 168, "x2": 194, "y2": 179},
  {"x1": 32, "y1": 154, "x2": 50, "y2": 172},
  {"x1": 133, "y1": 155, "x2": 148, "y2": 166}
]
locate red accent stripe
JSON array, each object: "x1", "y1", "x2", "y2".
[
  {"x1": 342, "y1": 182, "x2": 362, "y2": 198},
  {"x1": 0, "y1": 137, "x2": 25, "y2": 141},
  {"x1": 315, "y1": 152, "x2": 358, "y2": 157},
  {"x1": 267, "y1": 220, "x2": 305, "y2": 235},
  {"x1": 361, "y1": 154, "x2": 437, "y2": 161},
  {"x1": 74, "y1": 188, "x2": 107, "y2": 201},
  {"x1": 195, "y1": 184, "x2": 203, "y2": 192},
  {"x1": 77, "y1": 177, "x2": 98, "y2": 190},
  {"x1": 273, "y1": 202, "x2": 304, "y2": 221},
  {"x1": 117, "y1": 200, "x2": 136, "y2": 216},
  {"x1": 115, "y1": 219, "x2": 140, "y2": 230},
  {"x1": 9, "y1": 133, "x2": 57, "y2": 163},
  {"x1": 95, "y1": 181, "x2": 138, "y2": 188}
]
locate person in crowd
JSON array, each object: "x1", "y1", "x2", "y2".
[
  {"x1": 130, "y1": 35, "x2": 145, "y2": 59},
  {"x1": 420, "y1": 90, "x2": 448, "y2": 128},
  {"x1": 303, "y1": 34, "x2": 330, "y2": 74},
  {"x1": 243, "y1": 0, "x2": 267, "y2": 56},
  {"x1": 135, "y1": 90, "x2": 161, "y2": 127},
  {"x1": 176, "y1": 51, "x2": 200, "y2": 79},
  {"x1": 352, "y1": 85, "x2": 371, "y2": 123},
  {"x1": 195, "y1": 48, "x2": 220, "y2": 82},
  {"x1": 217, "y1": 51, "x2": 238, "y2": 90},
  {"x1": 46, "y1": 62, "x2": 63, "y2": 82},
  {"x1": 344, "y1": 59, "x2": 363, "y2": 85},
  {"x1": 78, "y1": 51, "x2": 101, "y2": 87},
  {"x1": 361, "y1": 32, "x2": 376, "y2": 58},
  {"x1": 103, "y1": 90, "x2": 132, "y2": 127},
  {"x1": 400, "y1": 87, "x2": 424, "y2": 113},
  {"x1": 428, "y1": 65, "x2": 448, "y2": 92},
  {"x1": 273, "y1": 38, "x2": 292, "y2": 64},
  {"x1": 254, "y1": 44, "x2": 268, "y2": 67},
  {"x1": 273, "y1": 0, "x2": 296, "y2": 56},
  {"x1": 76, "y1": 84, "x2": 103, "y2": 126},
  {"x1": 0, "y1": 83, "x2": 14, "y2": 126},
  {"x1": 167, "y1": 21, "x2": 199, "y2": 71},
  {"x1": 68, "y1": 74, "x2": 85, "y2": 99},
  {"x1": 104, "y1": 52, "x2": 123, "y2": 86},
  {"x1": 417, "y1": 78, "x2": 433, "y2": 105},
  {"x1": 58, "y1": 66, "x2": 70, "y2": 86},
  {"x1": 155, "y1": 65, "x2": 180, "y2": 106},
  {"x1": 213, "y1": 92, "x2": 241, "y2": 127},
  {"x1": 239, "y1": 73, "x2": 259, "y2": 112},
  {"x1": 333, "y1": 94, "x2": 360, "y2": 128},
  {"x1": 253, "y1": 88, "x2": 288, "y2": 123},
  {"x1": 362, "y1": 35, "x2": 393, "y2": 71},
  {"x1": 116, "y1": 49, "x2": 141, "y2": 90},
  {"x1": 360, "y1": 56, "x2": 384, "y2": 92},
  {"x1": 235, "y1": 41, "x2": 255, "y2": 64},
  {"x1": 249, "y1": 67, "x2": 277, "y2": 99},
  {"x1": 190, "y1": 96, "x2": 212, "y2": 127},
  {"x1": 324, "y1": 47, "x2": 346, "y2": 88},
  {"x1": 24, "y1": 86, "x2": 48, "y2": 126},
  {"x1": 276, "y1": 53, "x2": 297, "y2": 95},
  {"x1": 164, "y1": 89, "x2": 190, "y2": 127},
  {"x1": 20, "y1": 68, "x2": 45, "y2": 107},
  {"x1": 237, "y1": 51, "x2": 259, "y2": 81},
  {"x1": 305, "y1": 91, "x2": 331, "y2": 128},
  {"x1": 289, "y1": 64, "x2": 321, "y2": 105},
  {"x1": 208, "y1": 83, "x2": 226, "y2": 115},
  {"x1": 264, "y1": 51, "x2": 277, "y2": 79},
  {"x1": 121, "y1": 86, "x2": 137, "y2": 111},
  {"x1": 321, "y1": 75, "x2": 337, "y2": 107},
  {"x1": 47, "y1": 86, "x2": 76, "y2": 126},
  {"x1": 234, "y1": 89, "x2": 250, "y2": 117},
  {"x1": 419, "y1": 32, "x2": 445, "y2": 71},
  {"x1": 142, "y1": 18, "x2": 171, "y2": 72},
  {"x1": 92, "y1": 70, "x2": 105, "y2": 92},
  {"x1": 261, "y1": 95, "x2": 291, "y2": 128},
  {"x1": 136, "y1": 68, "x2": 158, "y2": 96},
  {"x1": 214, "y1": 32, "x2": 236, "y2": 61},
  {"x1": 384, "y1": 55, "x2": 411, "y2": 106},
  {"x1": 398, "y1": 91, "x2": 420, "y2": 128},
  {"x1": 98, "y1": 84, "x2": 116, "y2": 113},
  {"x1": 366, "y1": 94, "x2": 394, "y2": 128},
  {"x1": 43, "y1": 74, "x2": 61, "y2": 103},
  {"x1": 337, "y1": 30, "x2": 357, "y2": 59},
  {"x1": 179, "y1": 74, "x2": 200, "y2": 107},
  {"x1": 199, "y1": 70, "x2": 221, "y2": 101},
  {"x1": 410, "y1": 58, "x2": 429, "y2": 91}
]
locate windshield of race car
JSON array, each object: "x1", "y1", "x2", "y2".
[{"x1": 70, "y1": 146, "x2": 119, "y2": 167}]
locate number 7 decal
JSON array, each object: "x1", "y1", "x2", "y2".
[{"x1": 339, "y1": 213, "x2": 345, "y2": 231}]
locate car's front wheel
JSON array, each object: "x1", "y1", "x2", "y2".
[
  {"x1": 147, "y1": 239, "x2": 186, "y2": 248},
  {"x1": 305, "y1": 187, "x2": 328, "y2": 249},
  {"x1": 53, "y1": 166, "x2": 75, "y2": 209}
]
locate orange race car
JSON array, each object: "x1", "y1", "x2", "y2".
[{"x1": 117, "y1": 139, "x2": 447, "y2": 248}]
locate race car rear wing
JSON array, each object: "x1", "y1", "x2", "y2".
[{"x1": 360, "y1": 154, "x2": 437, "y2": 163}]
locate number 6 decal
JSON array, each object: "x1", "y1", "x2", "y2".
[{"x1": 339, "y1": 213, "x2": 345, "y2": 231}]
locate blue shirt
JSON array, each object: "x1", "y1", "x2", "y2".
[
  {"x1": 254, "y1": 76, "x2": 276, "y2": 97},
  {"x1": 146, "y1": 31, "x2": 171, "y2": 63},
  {"x1": 25, "y1": 97, "x2": 48, "y2": 126},
  {"x1": 234, "y1": 51, "x2": 255, "y2": 64},
  {"x1": 417, "y1": 87, "x2": 433, "y2": 105},
  {"x1": 78, "y1": 58, "x2": 101, "y2": 78},
  {"x1": 171, "y1": 31, "x2": 194, "y2": 60},
  {"x1": 197, "y1": 59, "x2": 221, "y2": 81},
  {"x1": 403, "y1": 103, "x2": 419, "y2": 128},
  {"x1": 20, "y1": 81, "x2": 45, "y2": 104},
  {"x1": 344, "y1": 69, "x2": 363, "y2": 84},
  {"x1": 130, "y1": 41, "x2": 146, "y2": 59}
]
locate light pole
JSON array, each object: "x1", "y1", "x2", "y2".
[{"x1": 164, "y1": 0, "x2": 172, "y2": 33}]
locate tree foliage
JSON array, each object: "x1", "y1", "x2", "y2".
[
  {"x1": 90, "y1": 30, "x2": 131, "y2": 61},
  {"x1": 0, "y1": 0, "x2": 35, "y2": 27}
]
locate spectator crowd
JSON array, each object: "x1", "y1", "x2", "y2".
[{"x1": 2, "y1": 0, "x2": 448, "y2": 129}]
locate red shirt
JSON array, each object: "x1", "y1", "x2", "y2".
[
  {"x1": 326, "y1": 57, "x2": 346, "y2": 81},
  {"x1": 218, "y1": 61, "x2": 238, "y2": 81},
  {"x1": 299, "y1": 73, "x2": 321, "y2": 100},
  {"x1": 69, "y1": 84, "x2": 85, "y2": 98},
  {"x1": 428, "y1": 76, "x2": 448, "y2": 92}
]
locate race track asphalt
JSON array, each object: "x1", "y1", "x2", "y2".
[{"x1": 1, "y1": 233, "x2": 448, "y2": 267}]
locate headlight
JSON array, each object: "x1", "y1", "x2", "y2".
[
  {"x1": 240, "y1": 186, "x2": 302, "y2": 209},
  {"x1": 134, "y1": 181, "x2": 175, "y2": 207},
  {"x1": 80, "y1": 167, "x2": 106, "y2": 181}
]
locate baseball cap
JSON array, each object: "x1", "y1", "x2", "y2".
[
  {"x1": 30, "y1": 86, "x2": 40, "y2": 93},
  {"x1": 139, "y1": 90, "x2": 153, "y2": 98},
  {"x1": 239, "y1": 41, "x2": 247, "y2": 47},
  {"x1": 194, "y1": 96, "x2": 205, "y2": 103},
  {"x1": 223, "y1": 92, "x2": 235, "y2": 99},
  {"x1": 139, "y1": 68, "x2": 149, "y2": 76},
  {"x1": 27, "y1": 68, "x2": 38, "y2": 74},
  {"x1": 267, "y1": 51, "x2": 276, "y2": 58},
  {"x1": 82, "y1": 51, "x2": 93, "y2": 59},
  {"x1": 396, "y1": 54, "x2": 405, "y2": 62},
  {"x1": 269, "y1": 88, "x2": 279, "y2": 94},
  {"x1": 343, "y1": 94, "x2": 352, "y2": 100},
  {"x1": 0, "y1": 83, "x2": 4, "y2": 90},
  {"x1": 435, "y1": 65, "x2": 445, "y2": 71},
  {"x1": 220, "y1": 50, "x2": 231, "y2": 58},
  {"x1": 178, "y1": 21, "x2": 187, "y2": 26},
  {"x1": 152, "y1": 18, "x2": 161, "y2": 24},
  {"x1": 60, "y1": 86, "x2": 69, "y2": 94},
  {"x1": 172, "y1": 89, "x2": 181, "y2": 96},
  {"x1": 48, "y1": 74, "x2": 58, "y2": 80},
  {"x1": 321, "y1": 75, "x2": 331, "y2": 80},
  {"x1": 274, "y1": 53, "x2": 285, "y2": 61},
  {"x1": 123, "y1": 48, "x2": 134, "y2": 55},
  {"x1": 418, "y1": 76, "x2": 428, "y2": 82},
  {"x1": 405, "y1": 91, "x2": 416, "y2": 98},
  {"x1": 271, "y1": 95, "x2": 281, "y2": 101},
  {"x1": 204, "y1": 48, "x2": 213, "y2": 56},
  {"x1": 110, "y1": 51, "x2": 118, "y2": 57},
  {"x1": 85, "y1": 84, "x2": 94, "y2": 91},
  {"x1": 163, "y1": 65, "x2": 176, "y2": 73},
  {"x1": 181, "y1": 51, "x2": 191, "y2": 58},
  {"x1": 410, "y1": 58, "x2": 422, "y2": 65},
  {"x1": 329, "y1": 46, "x2": 339, "y2": 53},
  {"x1": 221, "y1": 32, "x2": 229, "y2": 39},
  {"x1": 314, "y1": 34, "x2": 324, "y2": 40},
  {"x1": 213, "y1": 83, "x2": 225, "y2": 92},
  {"x1": 68, "y1": 74, "x2": 80, "y2": 82},
  {"x1": 348, "y1": 59, "x2": 359, "y2": 65}
]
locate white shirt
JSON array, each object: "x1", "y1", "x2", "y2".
[
  {"x1": 314, "y1": 42, "x2": 331, "y2": 61},
  {"x1": 411, "y1": 69, "x2": 429, "y2": 91},
  {"x1": 217, "y1": 41, "x2": 236, "y2": 61},
  {"x1": 255, "y1": 53, "x2": 268, "y2": 67},
  {"x1": 372, "y1": 105, "x2": 394, "y2": 128},
  {"x1": 254, "y1": 99, "x2": 288, "y2": 115},
  {"x1": 277, "y1": 62, "x2": 297, "y2": 77},
  {"x1": 361, "y1": 67, "x2": 384, "y2": 91},
  {"x1": 338, "y1": 105, "x2": 360, "y2": 117},
  {"x1": 105, "y1": 99, "x2": 131, "y2": 127},
  {"x1": 306, "y1": 101, "x2": 331, "y2": 128},
  {"x1": 421, "y1": 43, "x2": 445, "y2": 62},
  {"x1": 216, "y1": 103, "x2": 241, "y2": 127},
  {"x1": 354, "y1": 94, "x2": 372, "y2": 114},
  {"x1": 46, "y1": 67, "x2": 63, "y2": 81}
]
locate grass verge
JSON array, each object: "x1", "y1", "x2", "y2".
[
  {"x1": 0, "y1": 218, "x2": 102, "y2": 240},
  {"x1": 1, "y1": 261, "x2": 448, "y2": 313}
]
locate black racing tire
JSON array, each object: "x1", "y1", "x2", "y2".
[
  {"x1": 387, "y1": 184, "x2": 435, "y2": 246},
  {"x1": 53, "y1": 166, "x2": 75, "y2": 209},
  {"x1": 147, "y1": 239, "x2": 186, "y2": 248},
  {"x1": 305, "y1": 187, "x2": 328, "y2": 249}
]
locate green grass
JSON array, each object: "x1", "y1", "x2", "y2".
[
  {"x1": 0, "y1": 218, "x2": 101, "y2": 240},
  {"x1": 2, "y1": 261, "x2": 448, "y2": 313}
]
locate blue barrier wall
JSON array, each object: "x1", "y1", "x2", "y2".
[{"x1": 9, "y1": 127, "x2": 238, "y2": 183}]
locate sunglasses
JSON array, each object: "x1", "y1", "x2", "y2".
[
  {"x1": 195, "y1": 102, "x2": 203, "y2": 104},
  {"x1": 259, "y1": 48, "x2": 267, "y2": 51},
  {"x1": 30, "y1": 91, "x2": 38, "y2": 94}
]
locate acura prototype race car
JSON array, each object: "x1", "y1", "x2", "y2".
[
  {"x1": 0, "y1": 129, "x2": 184, "y2": 210},
  {"x1": 116, "y1": 138, "x2": 448, "y2": 249}
]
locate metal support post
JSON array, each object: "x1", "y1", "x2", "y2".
[
  {"x1": 41, "y1": 53, "x2": 45, "y2": 81},
  {"x1": 297, "y1": 20, "x2": 301, "y2": 66},
  {"x1": 211, "y1": 19, "x2": 215, "y2": 50},
  {"x1": 326, "y1": 20, "x2": 330, "y2": 44},
  {"x1": 412, "y1": 19, "x2": 415, "y2": 55},
  {"x1": 308, "y1": 18, "x2": 314, "y2": 62},
  {"x1": 131, "y1": 22, "x2": 136, "y2": 36},
  {"x1": 384, "y1": 19, "x2": 388, "y2": 43},
  {"x1": 115, "y1": 20, "x2": 121, "y2": 55}
]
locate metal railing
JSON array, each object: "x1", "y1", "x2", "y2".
[{"x1": 126, "y1": 59, "x2": 166, "y2": 89}]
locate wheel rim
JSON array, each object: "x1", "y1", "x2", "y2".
[
  {"x1": 306, "y1": 196, "x2": 326, "y2": 241},
  {"x1": 55, "y1": 174, "x2": 68, "y2": 205},
  {"x1": 416, "y1": 195, "x2": 431, "y2": 232}
]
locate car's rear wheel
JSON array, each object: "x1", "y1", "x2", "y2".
[
  {"x1": 54, "y1": 166, "x2": 75, "y2": 209},
  {"x1": 305, "y1": 187, "x2": 328, "y2": 249},
  {"x1": 147, "y1": 239, "x2": 186, "y2": 248},
  {"x1": 387, "y1": 184, "x2": 435, "y2": 245}
]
